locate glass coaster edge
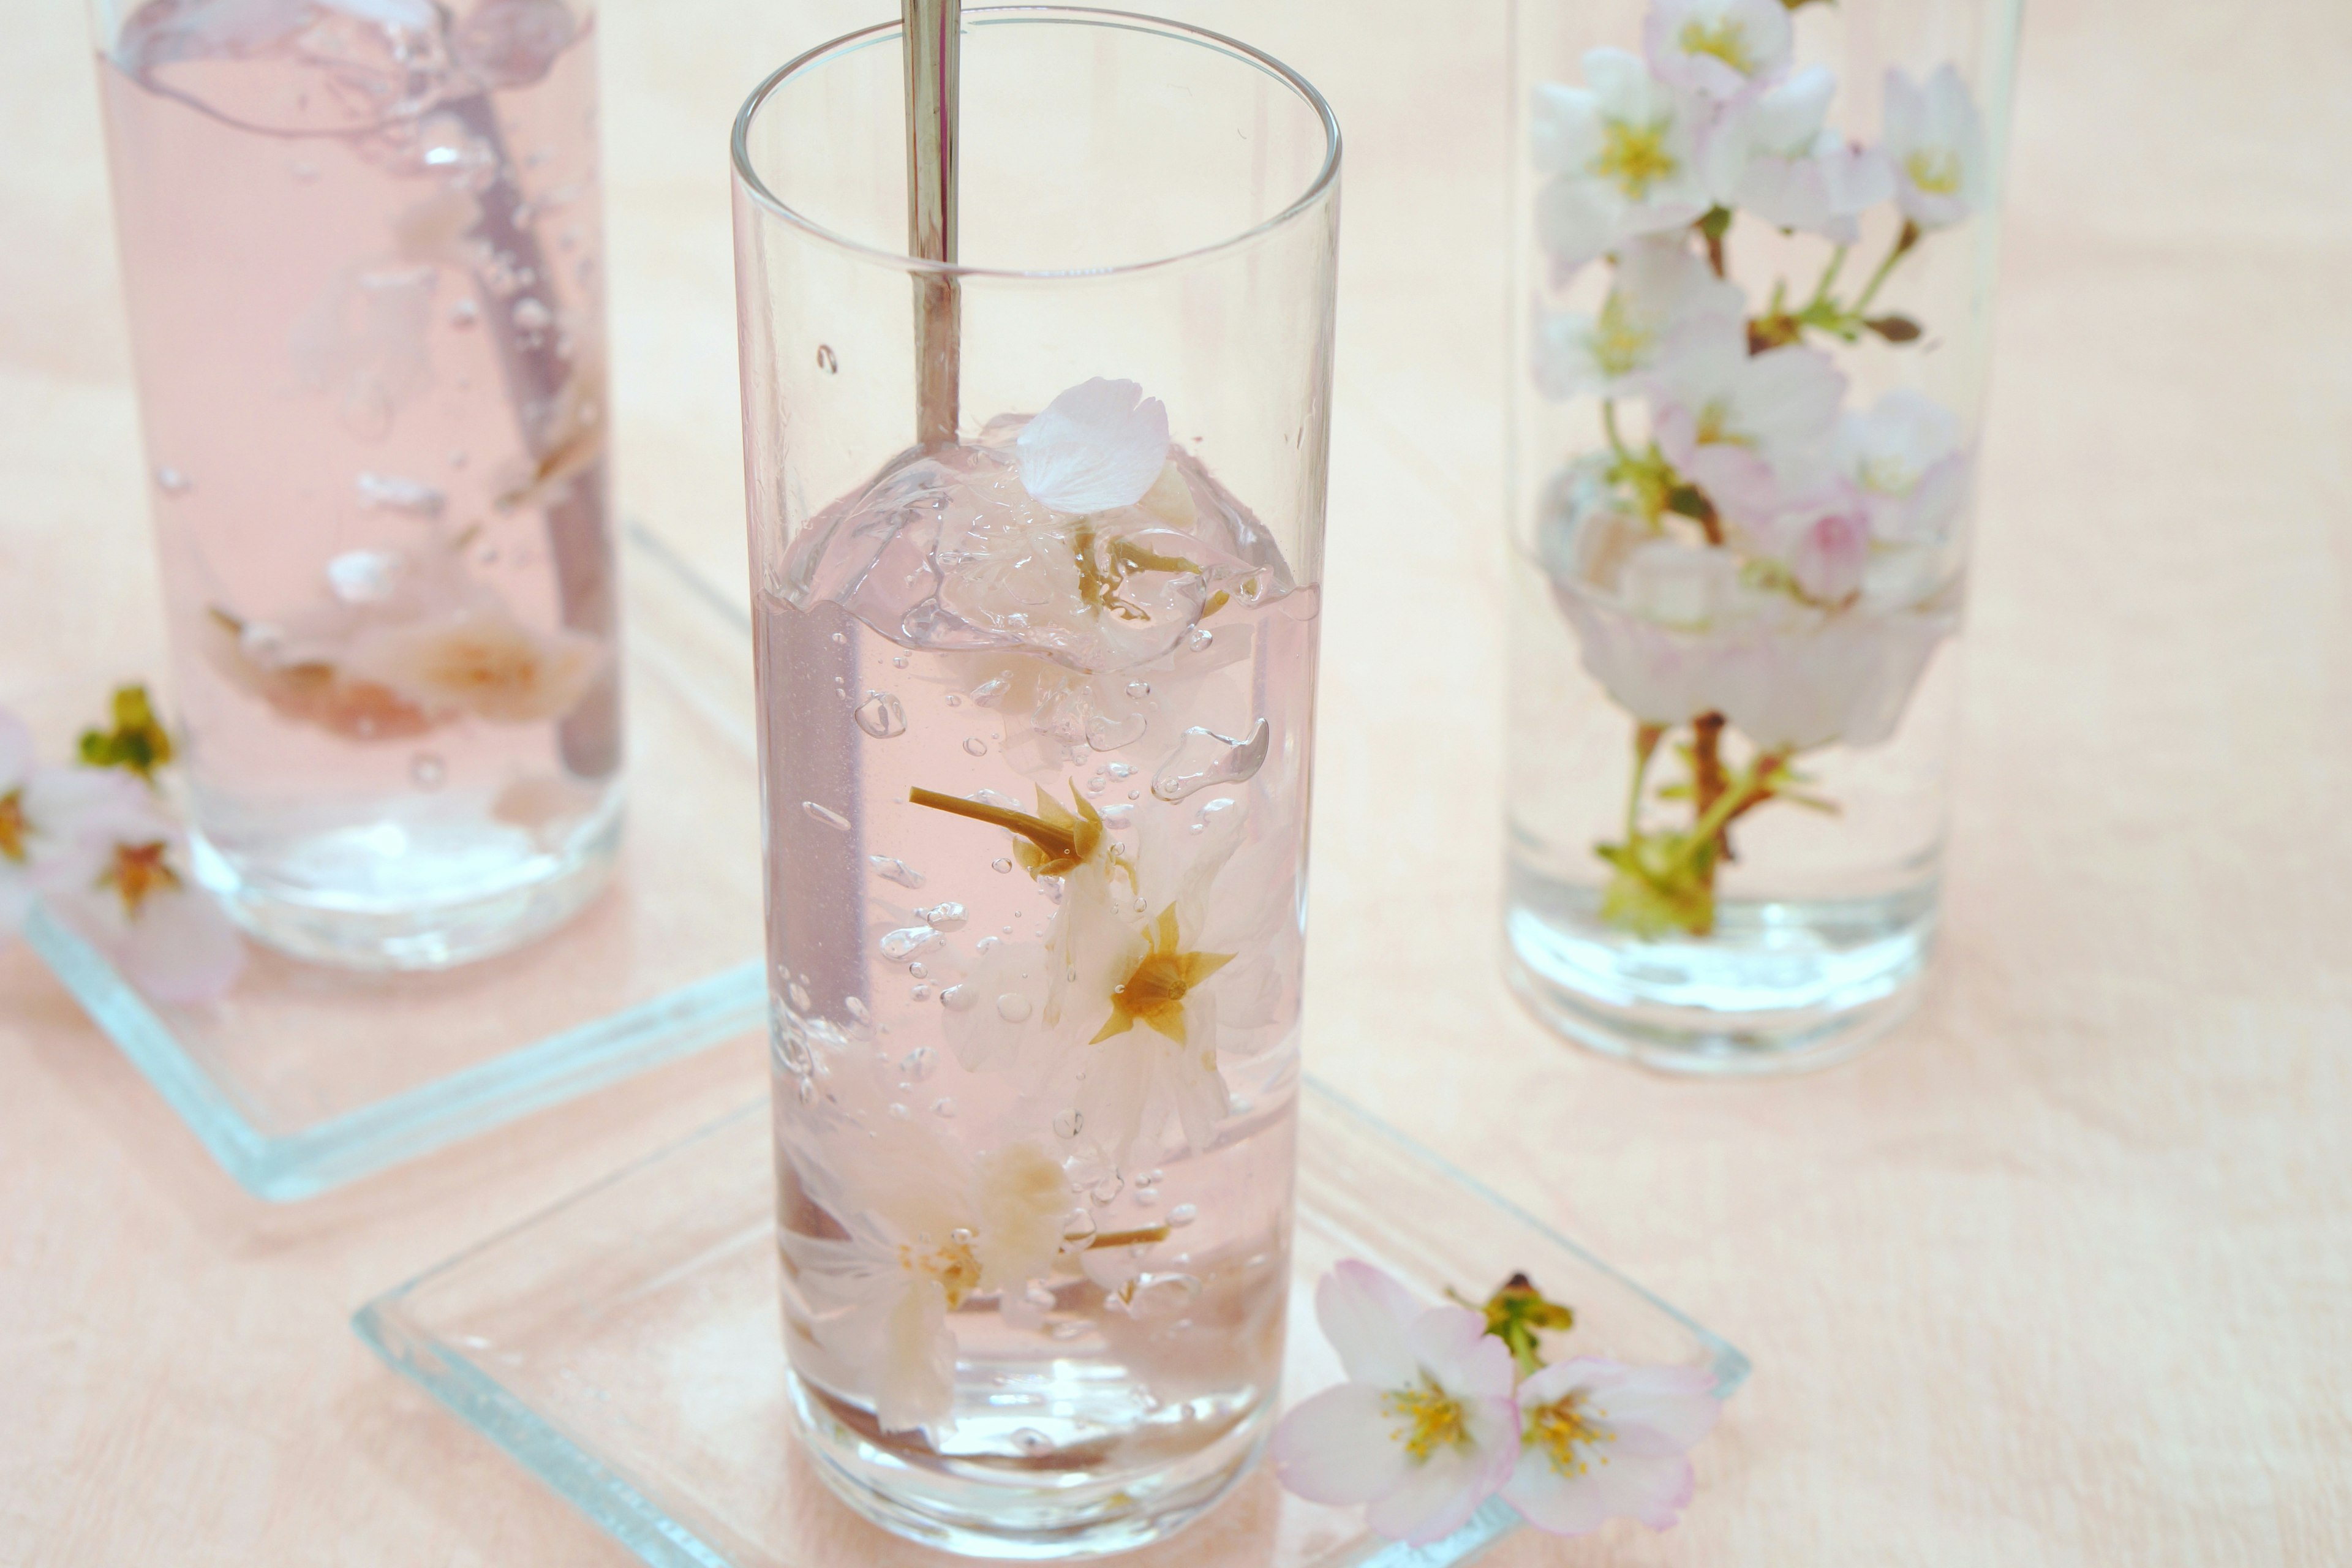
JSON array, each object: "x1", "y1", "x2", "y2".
[
  {"x1": 1298, "y1": 1078, "x2": 1753, "y2": 1398},
  {"x1": 352, "y1": 1081, "x2": 1749, "y2": 1568},
  {"x1": 23, "y1": 902, "x2": 765, "y2": 1201}
]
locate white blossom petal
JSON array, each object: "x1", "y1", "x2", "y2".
[
  {"x1": 873, "y1": 1279, "x2": 956, "y2": 1434},
  {"x1": 1314, "y1": 1259, "x2": 1424, "y2": 1387},
  {"x1": 1363, "y1": 1412, "x2": 1518, "y2": 1545},
  {"x1": 342, "y1": 606, "x2": 605, "y2": 725},
  {"x1": 110, "y1": 883, "x2": 247, "y2": 1005},
  {"x1": 1883, "y1": 64, "x2": 1988, "y2": 229},
  {"x1": 1016, "y1": 379, "x2": 1173, "y2": 514},
  {"x1": 1643, "y1": 0, "x2": 1793, "y2": 100},
  {"x1": 1269, "y1": 1382, "x2": 1414, "y2": 1505},
  {"x1": 1406, "y1": 1303, "x2": 1520, "y2": 1401},
  {"x1": 1503, "y1": 1359, "x2": 1719, "y2": 1537}
]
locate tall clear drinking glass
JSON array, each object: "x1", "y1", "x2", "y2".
[
  {"x1": 1504, "y1": 0, "x2": 2020, "y2": 1072},
  {"x1": 90, "y1": 0, "x2": 624, "y2": 970},
  {"x1": 732, "y1": 10, "x2": 1339, "y2": 1556}
]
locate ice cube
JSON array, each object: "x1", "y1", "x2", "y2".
[
  {"x1": 452, "y1": 0, "x2": 578, "y2": 89},
  {"x1": 116, "y1": 0, "x2": 455, "y2": 136}
]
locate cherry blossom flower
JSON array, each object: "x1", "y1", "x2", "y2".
[
  {"x1": 1836, "y1": 388, "x2": 1970, "y2": 544},
  {"x1": 1502, "y1": 1359, "x2": 1721, "y2": 1536},
  {"x1": 783, "y1": 1125, "x2": 1071, "y2": 1435},
  {"x1": 1642, "y1": 0, "x2": 1792, "y2": 101},
  {"x1": 1533, "y1": 236, "x2": 1746, "y2": 402},
  {"x1": 1272, "y1": 1262, "x2": 1521, "y2": 1545},
  {"x1": 1544, "y1": 492, "x2": 1954, "y2": 750},
  {"x1": 1651, "y1": 341, "x2": 1847, "y2": 521},
  {"x1": 915, "y1": 783, "x2": 1289, "y2": 1164},
  {"x1": 43, "y1": 783, "x2": 245, "y2": 1005},
  {"x1": 1882, "y1": 64, "x2": 1988, "y2": 230},
  {"x1": 1016, "y1": 378, "x2": 1172, "y2": 514},
  {"x1": 342, "y1": 606, "x2": 605, "y2": 725},
  {"x1": 1714, "y1": 604, "x2": 1953, "y2": 752},
  {"x1": 1532, "y1": 51, "x2": 1713, "y2": 274},
  {"x1": 1702, "y1": 66, "x2": 1894, "y2": 243},
  {"x1": 0, "y1": 712, "x2": 132, "y2": 944},
  {"x1": 1752, "y1": 489, "x2": 1872, "y2": 604}
]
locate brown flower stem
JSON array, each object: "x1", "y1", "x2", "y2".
[
  {"x1": 1691, "y1": 712, "x2": 1728, "y2": 835},
  {"x1": 908, "y1": 786, "x2": 1076, "y2": 863},
  {"x1": 1089, "y1": 1224, "x2": 1172, "y2": 1250},
  {"x1": 1698, "y1": 206, "x2": 1732, "y2": 277}
]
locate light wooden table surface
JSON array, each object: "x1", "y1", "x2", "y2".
[{"x1": 4, "y1": 1, "x2": 2347, "y2": 1563}]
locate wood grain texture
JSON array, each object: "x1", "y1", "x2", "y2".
[{"x1": 3, "y1": 0, "x2": 2346, "y2": 1563}]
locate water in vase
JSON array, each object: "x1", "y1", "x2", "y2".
[
  {"x1": 756, "y1": 383, "x2": 1318, "y2": 1545},
  {"x1": 96, "y1": 0, "x2": 620, "y2": 968}
]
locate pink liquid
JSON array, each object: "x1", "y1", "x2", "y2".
[
  {"x1": 97, "y1": 0, "x2": 620, "y2": 958},
  {"x1": 758, "y1": 431, "x2": 1320, "y2": 1519}
]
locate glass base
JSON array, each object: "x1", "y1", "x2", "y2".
[
  {"x1": 21, "y1": 529, "x2": 768, "y2": 1198},
  {"x1": 193, "y1": 794, "x2": 626, "y2": 971},
  {"x1": 1504, "y1": 865, "x2": 1935, "y2": 1076},
  {"x1": 788, "y1": 1373, "x2": 1269, "y2": 1561},
  {"x1": 353, "y1": 1079, "x2": 1748, "y2": 1568}
]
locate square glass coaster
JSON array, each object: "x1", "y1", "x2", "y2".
[
  {"x1": 353, "y1": 1079, "x2": 1749, "y2": 1567},
  {"x1": 24, "y1": 529, "x2": 767, "y2": 1200}
]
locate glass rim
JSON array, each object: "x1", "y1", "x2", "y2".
[{"x1": 729, "y1": 4, "x2": 1343, "y2": 281}]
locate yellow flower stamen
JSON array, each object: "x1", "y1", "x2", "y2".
[
  {"x1": 1526, "y1": 1390, "x2": 1616, "y2": 1478},
  {"x1": 902, "y1": 1234, "x2": 983, "y2": 1309},
  {"x1": 1590, "y1": 292, "x2": 1656, "y2": 380},
  {"x1": 1382, "y1": 1379, "x2": 1473, "y2": 1463},
  {"x1": 1905, "y1": 147, "x2": 1964, "y2": 195},
  {"x1": 0, "y1": 790, "x2": 27, "y2": 864},
  {"x1": 1595, "y1": 119, "x2": 1679, "y2": 200},
  {"x1": 1676, "y1": 17, "x2": 1755, "y2": 74},
  {"x1": 100, "y1": 840, "x2": 179, "y2": 918},
  {"x1": 1090, "y1": 902, "x2": 1234, "y2": 1046}
]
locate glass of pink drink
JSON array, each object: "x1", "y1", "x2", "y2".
[
  {"x1": 91, "y1": 0, "x2": 622, "y2": 969},
  {"x1": 733, "y1": 11, "x2": 1340, "y2": 1556}
]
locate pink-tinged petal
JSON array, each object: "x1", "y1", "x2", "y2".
[
  {"x1": 1507, "y1": 1447, "x2": 1697, "y2": 1536},
  {"x1": 115, "y1": 887, "x2": 246, "y2": 1006},
  {"x1": 1362, "y1": 1417, "x2": 1515, "y2": 1547},
  {"x1": 1016, "y1": 379, "x2": 1172, "y2": 514},
  {"x1": 1583, "y1": 1366, "x2": 1722, "y2": 1456},
  {"x1": 1405, "y1": 1305, "x2": 1518, "y2": 1400},
  {"x1": 1270, "y1": 1382, "x2": 1413, "y2": 1506},
  {"x1": 1790, "y1": 507, "x2": 1869, "y2": 601},
  {"x1": 1315, "y1": 1261, "x2": 1423, "y2": 1386}
]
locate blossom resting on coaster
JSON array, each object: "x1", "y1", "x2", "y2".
[
  {"x1": 0, "y1": 687, "x2": 243, "y2": 1003},
  {"x1": 1271, "y1": 1259, "x2": 1720, "y2": 1544}
]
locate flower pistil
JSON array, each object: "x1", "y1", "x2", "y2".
[
  {"x1": 1596, "y1": 119, "x2": 1681, "y2": 199},
  {"x1": 1091, "y1": 903, "x2": 1233, "y2": 1048},
  {"x1": 99, "y1": 840, "x2": 179, "y2": 918}
]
